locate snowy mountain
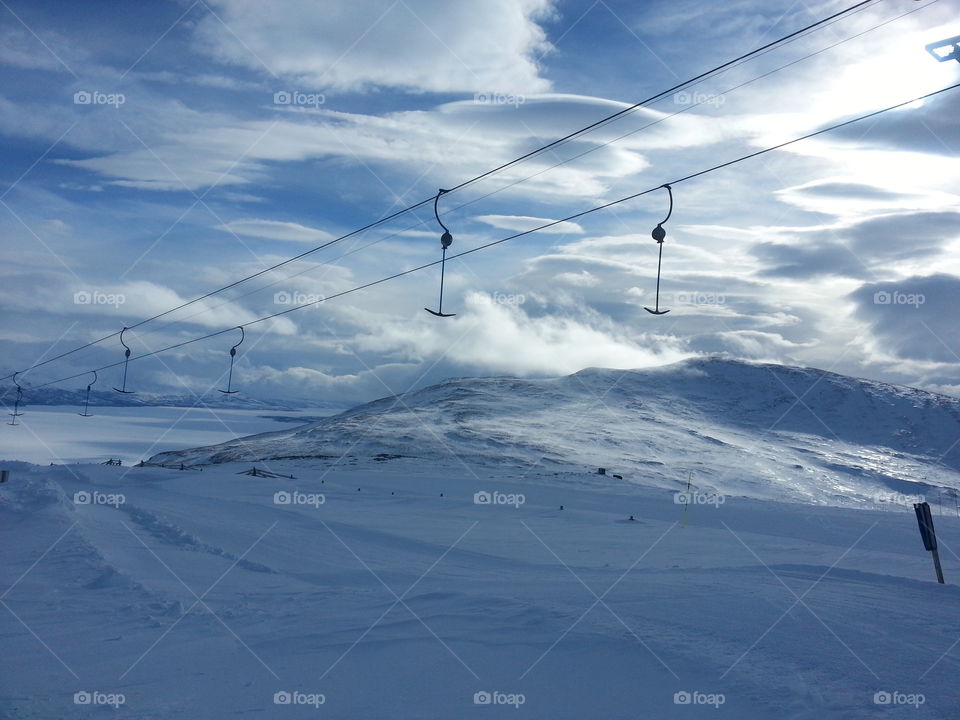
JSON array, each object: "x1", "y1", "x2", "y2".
[{"x1": 149, "y1": 357, "x2": 960, "y2": 508}]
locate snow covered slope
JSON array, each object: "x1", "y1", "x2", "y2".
[
  {"x1": 3, "y1": 457, "x2": 959, "y2": 719},
  {"x1": 150, "y1": 357, "x2": 960, "y2": 508}
]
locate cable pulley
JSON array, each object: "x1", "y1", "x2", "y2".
[
  {"x1": 218, "y1": 326, "x2": 245, "y2": 394},
  {"x1": 425, "y1": 189, "x2": 456, "y2": 318},
  {"x1": 644, "y1": 184, "x2": 673, "y2": 316},
  {"x1": 112, "y1": 327, "x2": 135, "y2": 394},
  {"x1": 7, "y1": 372, "x2": 24, "y2": 426},
  {"x1": 79, "y1": 370, "x2": 98, "y2": 417}
]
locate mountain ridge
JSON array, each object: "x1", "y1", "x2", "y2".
[{"x1": 148, "y1": 357, "x2": 960, "y2": 507}]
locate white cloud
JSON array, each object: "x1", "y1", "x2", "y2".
[
  {"x1": 689, "y1": 330, "x2": 816, "y2": 361},
  {"x1": 554, "y1": 270, "x2": 600, "y2": 287},
  {"x1": 98, "y1": 281, "x2": 297, "y2": 333},
  {"x1": 217, "y1": 219, "x2": 335, "y2": 243},
  {"x1": 0, "y1": 27, "x2": 73, "y2": 71},
  {"x1": 850, "y1": 274, "x2": 960, "y2": 364},
  {"x1": 242, "y1": 360, "x2": 423, "y2": 399},
  {"x1": 474, "y1": 214, "x2": 584, "y2": 234},
  {"x1": 774, "y1": 178, "x2": 960, "y2": 219},
  {"x1": 137, "y1": 70, "x2": 264, "y2": 91},
  {"x1": 46, "y1": 95, "x2": 680, "y2": 197},
  {"x1": 355, "y1": 292, "x2": 688, "y2": 376},
  {"x1": 195, "y1": 0, "x2": 555, "y2": 94}
]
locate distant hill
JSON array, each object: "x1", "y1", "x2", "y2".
[{"x1": 149, "y1": 357, "x2": 960, "y2": 507}]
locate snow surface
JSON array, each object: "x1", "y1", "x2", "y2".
[
  {"x1": 2, "y1": 457, "x2": 958, "y2": 718},
  {"x1": 3, "y1": 357, "x2": 960, "y2": 718}
]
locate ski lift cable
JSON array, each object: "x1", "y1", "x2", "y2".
[
  {"x1": 25, "y1": 80, "x2": 960, "y2": 392},
  {"x1": 24, "y1": 80, "x2": 960, "y2": 389},
  {"x1": 455, "y1": 0, "x2": 934, "y2": 210},
  {"x1": 0, "y1": 0, "x2": 883, "y2": 383},
  {"x1": 150, "y1": 0, "x2": 928, "y2": 332},
  {"x1": 40, "y1": 0, "x2": 916, "y2": 347}
]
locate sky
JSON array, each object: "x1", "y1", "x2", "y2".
[{"x1": 1, "y1": 0, "x2": 959, "y2": 405}]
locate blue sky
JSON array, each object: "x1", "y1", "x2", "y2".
[{"x1": 1, "y1": 0, "x2": 959, "y2": 404}]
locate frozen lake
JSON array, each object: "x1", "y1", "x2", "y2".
[{"x1": 0, "y1": 406, "x2": 331, "y2": 465}]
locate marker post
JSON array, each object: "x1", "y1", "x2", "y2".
[{"x1": 914, "y1": 502, "x2": 945, "y2": 584}]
